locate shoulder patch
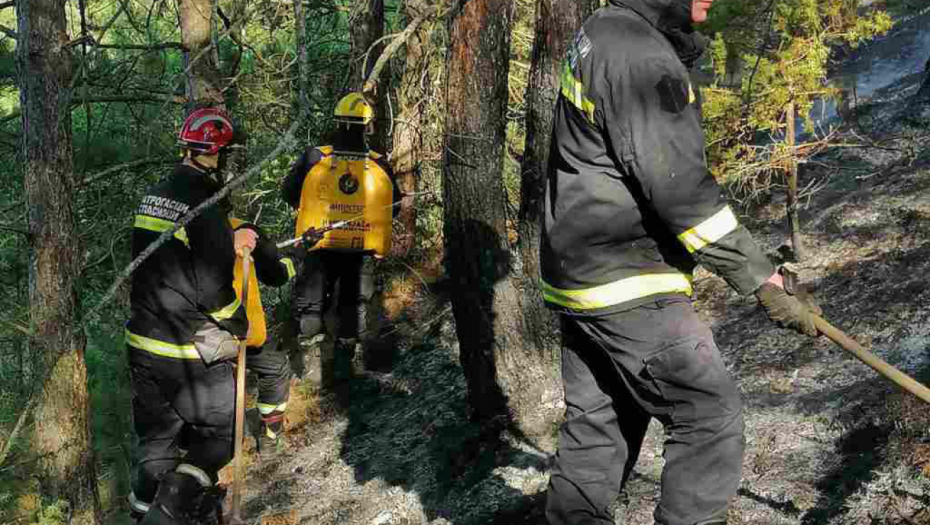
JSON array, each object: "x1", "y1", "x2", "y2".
[{"x1": 656, "y1": 74, "x2": 690, "y2": 114}]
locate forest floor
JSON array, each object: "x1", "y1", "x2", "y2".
[{"x1": 210, "y1": 70, "x2": 930, "y2": 525}]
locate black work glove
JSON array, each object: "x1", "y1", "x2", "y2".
[
  {"x1": 300, "y1": 227, "x2": 324, "y2": 248},
  {"x1": 755, "y1": 267, "x2": 822, "y2": 337}
]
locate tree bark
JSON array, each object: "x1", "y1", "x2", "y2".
[
  {"x1": 179, "y1": 0, "x2": 223, "y2": 107},
  {"x1": 445, "y1": 0, "x2": 556, "y2": 448},
  {"x1": 16, "y1": 1, "x2": 101, "y2": 523},
  {"x1": 391, "y1": 0, "x2": 431, "y2": 257},
  {"x1": 516, "y1": 0, "x2": 599, "y2": 448},
  {"x1": 351, "y1": 0, "x2": 387, "y2": 151},
  {"x1": 785, "y1": 101, "x2": 803, "y2": 261}
]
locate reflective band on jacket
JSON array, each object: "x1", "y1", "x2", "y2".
[
  {"x1": 126, "y1": 329, "x2": 200, "y2": 360},
  {"x1": 281, "y1": 257, "x2": 296, "y2": 280},
  {"x1": 258, "y1": 402, "x2": 287, "y2": 415},
  {"x1": 677, "y1": 206, "x2": 740, "y2": 254},
  {"x1": 560, "y1": 62, "x2": 596, "y2": 124},
  {"x1": 209, "y1": 296, "x2": 241, "y2": 321},
  {"x1": 134, "y1": 215, "x2": 190, "y2": 248},
  {"x1": 541, "y1": 273, "x2": 693, "y2": 310}
]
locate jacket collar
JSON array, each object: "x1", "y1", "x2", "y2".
[{"x1": 608, "y1": 0, "x2": 692, "y2": 32}]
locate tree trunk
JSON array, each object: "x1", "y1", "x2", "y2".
[
  {"x1": 294, "y1": 0, "x2": 309, "y2": 113},
  {"x1": 516, "y1": 0, "x2": 599, "y2": 448},
  {"x1": 391, "y1": 0, "x2": 431, "y2": 257},
  {"x1": 785, "y1": 101, "x2": 803, "y2": 261},
  {"x1": 179, "y1": 0, "x2": 223, "y2": 107},
  {"x1": 445, "y1": 0, "x2": 555, "y2": 448},
  {"x1": 351, "y1": 0, "x2": 387, "y2": 152},
  {"x1": 16, "y1": 1, "x2": 101, "y2": 523}
]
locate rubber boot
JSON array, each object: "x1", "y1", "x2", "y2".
[
  {"x1": 139, "y1": 464, "x2": 211, "y2": 525},
  {"x1": 334, "y1": 338, "x2": 360, "y2": 381},
  {"x1": 258, "y1": 411, "x2": 286, "y2": 462},
  {"x1": 297, "y1": 333, "x2": 327, "y2": 387}
]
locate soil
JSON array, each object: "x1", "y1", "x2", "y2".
[{"x1": 223, "y1": 35, "x2": 930, "y2": 525}]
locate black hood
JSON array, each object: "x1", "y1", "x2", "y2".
[{"x1": 609, "y1": 0, "x2": 707, "y2": 68}]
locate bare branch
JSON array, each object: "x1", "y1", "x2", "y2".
[
  {"x1": 0, "y1": 24, "x2": 16, "y2": 40},
  {"x1": 95, "y1": 42, "x2": 187, "y2": 51},
  {"x1": 362, "y1": 5, "x2": 446, "y2": 94},
  {"x1": 0, "y1": 2, "x2": 14, "y2": 10}
]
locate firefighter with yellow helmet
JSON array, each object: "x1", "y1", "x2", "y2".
[{"x1": 281, "y1": 92, "x2": 401, "y2": 388}]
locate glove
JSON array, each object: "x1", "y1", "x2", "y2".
[{"x1": 755, "y1": 267, "x2": 822, "y2": 337}]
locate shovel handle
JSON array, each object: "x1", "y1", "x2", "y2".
[
  {"x1": 814, "y1": 315, "x2": 930, "y2": 405},
  {"x1": 231, "y1": 249, "x2": 251, "y2": 523}
]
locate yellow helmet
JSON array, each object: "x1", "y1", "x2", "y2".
[{"x1": 333, "y1": 92, "x2": 374, "y2": 126}]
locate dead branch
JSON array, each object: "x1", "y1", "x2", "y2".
[{"x1": 361, "y1": 4, "x2": 446, "y2": 94}]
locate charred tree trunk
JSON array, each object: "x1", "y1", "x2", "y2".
[
  {"x1": 517, "y1": 0, "x2": 599, "y2": 447},
  {"x1": 16, "y1": 1, "x2": 101, "y2": 523},
  {"x1": 445, "y1": 0, "x2": 556, "y2": 448},
  {"x1": 391, "y1": 0, "x2": 431, "y2": 256},
  {"x1": 351, "y1": 0, "x2": 387, "y2": 152},
  {"x1": 179, "y1": 0, "x2": 224, "y2": 107}
]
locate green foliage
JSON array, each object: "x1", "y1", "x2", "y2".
[{"x1": 701, "y1": 0, "x2": 893, "y2": 187}]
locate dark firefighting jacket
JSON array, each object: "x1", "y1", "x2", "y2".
[
  {"x1": 541, "y1": 0, "x2": 775, "y2": 315},
  {"x1": 127, "y1": 164, "x2": 247, "y2": 359}
]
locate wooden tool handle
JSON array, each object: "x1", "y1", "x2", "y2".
[
  {"x1": 814, "y1": 315, "x2": 930, "y2": 405},
  {"x1": 231, "y1": 248, "x2": 251, "y2": 523}
]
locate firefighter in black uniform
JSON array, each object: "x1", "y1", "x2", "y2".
[
  {"x1": 229, "y1": 216, "x2": 300, "y2": 461},
  {"x1": 127, "y1": 107, "x2": 258, "y2": 525},
  {"x1": 281, "y1": 92, "x2": 401, "y2": 389},
  {"x1": 541, "y1": 1, "x2": 822, "y2": 525}
]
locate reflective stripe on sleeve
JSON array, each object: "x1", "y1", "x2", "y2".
[
  {"x1": 134, "y1": 215, "x2": 190, "y2": 248},
  {"x1": 208, "y1": 296, "x2": 242, "y2": 321},
  {"x1": 281, "y1": 257, "x2": 296, "y2": 280},
  {"x1": 677, "y1": 206, "x2": 740, "y2": 254},
  {"x1": 541, "y1": 273, "x2": 693, "y2": 310},
  {"x1": 560, "y1": 62, "x2": 596, "y2": 124},
  {"x1": 126, "y1": 329, "x2": 200, "y2": 360}
]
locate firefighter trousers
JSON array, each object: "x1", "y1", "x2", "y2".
[
  {"x1": 129, "y1": 348, "x2": 236, "y2": 505},
  {"x1": 292, "y1": 251, "x2": 375, "y2": 340},
  {"x1": 246, "y1": 335, "x2": 291, "y2": 416},
  {"x1": 546, "y1": 298, "x2": 744, "y2": 525}
]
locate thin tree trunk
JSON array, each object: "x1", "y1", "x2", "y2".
[
  {"x1": 351, "y1": 0, "x2": 387, "y2": 151},
  {"x1": 179, "y1": 0, "x2": 223, "y2": 106},
  {"x1": 391, "y1": 0, "x2": 430, "y2": 256},
  {"x1": 16, "y1": 1, "x2": 100, "y2": 523},
  {"x1": 518, "y1": 0, "x2": 599, "y2": 440},
  {"x1": 294, "y1": 0, "x2": 309, "y2": 113},
  {"x1": 785, "y1": 101, "x2": 803, "y2": 261},
  {"x1": 445, "y1": 0, "x2": 555, "y2": 447}
]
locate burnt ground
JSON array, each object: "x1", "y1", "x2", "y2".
[{"x1": 216, "y1": 74, "x2": 930, "y2": 525}]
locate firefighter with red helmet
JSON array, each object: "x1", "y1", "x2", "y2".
[
  {"x1": 127, "y1": 107, "x2": 257, "y2": 525},
  {"x1": 281, "y1": 92, "x2": 401, "y2": 389}
]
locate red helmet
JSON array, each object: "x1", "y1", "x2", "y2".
[{"x1": 177, "y1": 107, "x2": 235, "y2": 155}]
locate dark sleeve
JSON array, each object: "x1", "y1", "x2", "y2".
[
  {"x1": 186, "y1": 184, "x2": 248, "y2": 337},
  {"x1": 281, "y1": 146, "x2": 323, "y2": 209},
  {"x1": 601, "y1": 50, "x2": 774, "y2": 295},
  {"x1": 374, "y1": 155, "x2": 402, "y2": 218},
  {"x1": 234, "y1": 223, "x2": 296, "y2": 287}
]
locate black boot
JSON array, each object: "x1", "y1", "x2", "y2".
[{"x1": 139, "y1": 465, "x2": 212, "y2": 525}]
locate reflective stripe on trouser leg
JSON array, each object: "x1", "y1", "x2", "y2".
[{"x1": 246, "y1": 336, "x2": 291, "y2": 415}]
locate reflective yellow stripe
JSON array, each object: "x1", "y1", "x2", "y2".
[
  {"x1": 126, "y1": 329, "x2": 200, "y2": 360},
  {"x1": 134, "y1": 215, "x2": 189, "y2": 248},
  {"x1": 258, "y1": 402, "x2": 287, "y2": 415},
  {"x1": 677, "y1": 206, "x2": 740, "y2": 254},
  {"x1": 560, "y1": 62, "x2": 596, "y2": 123},
  {"x1": 281, "y1": 258, "x2": 296, "y2": 280},
  {"x1": 209, "y1": 296, "x2": 241, "y2": 321},
  {"x1": 541, "y1": 273, "x2": 693, "y2": 310}
]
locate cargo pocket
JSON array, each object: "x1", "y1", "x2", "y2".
[
  {"x1": 641, "y1": 336, "x2": 738, "y2": 423},
  {"x1": 192, "y1": 322, "x2": 241, "y2": 365}
]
